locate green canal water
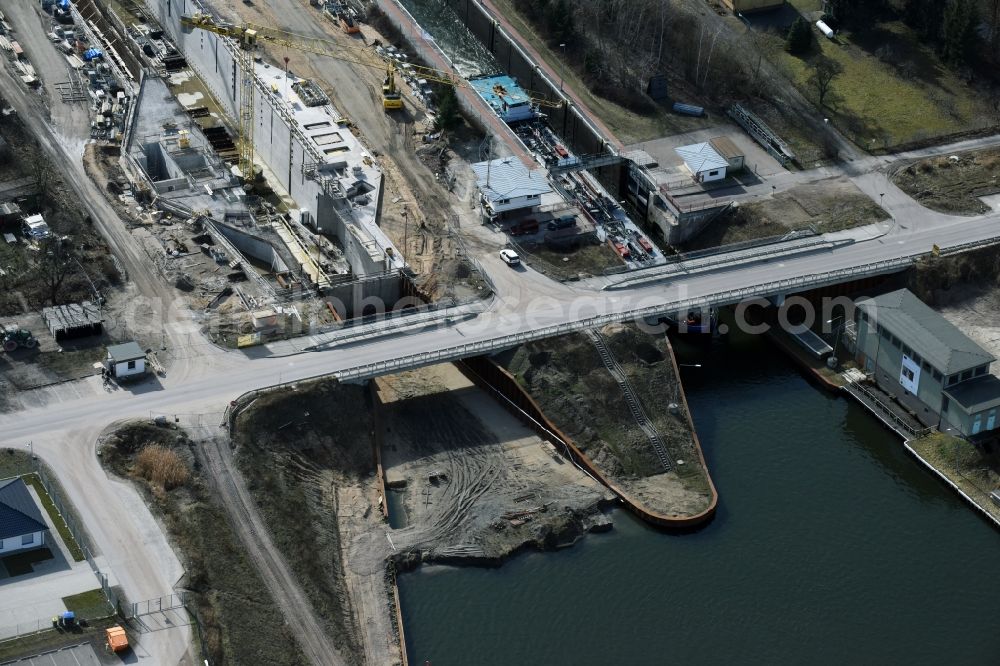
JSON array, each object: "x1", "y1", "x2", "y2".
[{"x1": 397, "y1": 332, "x2": 1000, "y2": 664}]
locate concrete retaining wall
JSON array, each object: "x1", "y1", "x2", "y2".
[{"x1": 142, "y1": 0, "x2": 334, "y2": 231}]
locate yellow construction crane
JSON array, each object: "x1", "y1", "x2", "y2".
[{"x1": 179, "y1": 14, "x2": 562, "y2": 178}]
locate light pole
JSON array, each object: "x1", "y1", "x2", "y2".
[{"x1": 826, "y1": 316, "x2": 845, "y2": 364}]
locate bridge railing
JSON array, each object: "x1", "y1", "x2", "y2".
[{"x1": 334, "y1": 230, "x2": 1000, "y2": 382}]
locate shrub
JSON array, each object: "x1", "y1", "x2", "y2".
[
  {"x1": 785, "y1": 17, "x2": 812, "y2": 55},
  {"x1": 135, "y1": 445, "x2": 189, "y2": 491}
]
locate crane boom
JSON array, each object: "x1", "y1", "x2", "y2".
[{"x1": 180, "y1": 13, "x2": 564, "y2": 178}]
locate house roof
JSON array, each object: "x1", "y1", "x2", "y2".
[
  {"x1": 858, "y1": 289, "x2": 995, "y2": 375},
  {"x1": 0, "y1": 478, "x2": 49, "y2": 541},
  {"x1": 675, "y1": 142, "x2": 729, "y2": 174},
  {"x1": 107, "y1": 341, "x2": 145, "y2": 363},
  {"x1": 472, "y1": 158, "x2": 552, "y2": 202},
  {"x1": 944, "y1": 374, "x2": 1000, "y2": 414}
]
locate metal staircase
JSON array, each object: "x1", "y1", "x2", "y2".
[{"x1": 585, "y1": 329, "x2": 674, "y2": 472}]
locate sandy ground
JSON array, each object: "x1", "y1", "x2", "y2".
[
  {"x1": 936, "y1": 286, "x2": 1000, "y2": 378},
  {"x1": 333, "y1": 364, "x2": 612, "y2": 665}
]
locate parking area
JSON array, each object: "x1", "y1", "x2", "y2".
[
  {"x1": 1, "y1": 643, "x2": 102, "y2": 666},
  {"x1": 631, "y1": 124, "x2": 787, "y2": 178}
]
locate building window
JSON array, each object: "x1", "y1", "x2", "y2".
[
  {"x1": 961, "y1": 370, "x2": 972, "y2": 382},
  {"x1": 861, "y1": 311, "x2": 869, "y2": 322},
  {"x1": 946, "y1": 374, "x2": 959, "y2": 386},
  {"x1": 933, "y1": 369, "x2": 943, "y2": 381},
  {"x1": 891, "y1": 335, "x2": 901, "y2": 349},
  {"x1": 127, "y1": 360, "x2": 136, "y2": 370},
  {"x1": 911, "y1": 352, "x2": 922, "y2": 364},
  {"x1": 22, "y1": 533, "x2": 34, "y2": 546},
  {"x1": 902, "y1": 344, "x2": 912, "y2": 357},
  {"x1": 497, "y1": 198, "x2": 509, "y2": 205},
  {"x1": 708, "y1": 170, "x2": 719, "y2": 176},
  {"x1": 922, "y1": 361, "x2": 931, "y2": 372},
  {"x1": 975, "y1": 366, "x2": 987, "y2": 377}
]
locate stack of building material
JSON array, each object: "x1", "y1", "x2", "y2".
[{"x1": 42, "y1": 301, "x2": 103, "y2": 340}]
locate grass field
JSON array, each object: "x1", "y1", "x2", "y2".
[
  {"x1": 909, "y1": 432, "x2": 1000, "y2": 524},
  {"x1": 683, "y1": 177, "x2": 887, "y2": 251},
  {"x1": 520, "y1": 241, "x2": 624, "y2": 280},
  {"x1": 62, "y1": 589, "x2": 114, "y2": 620},
  {"x1": 763, "y1": 6, "x2": 994, "y2": 149},
  {"x1": 486, "y1": 0, "x2": 713, "y2": 145}
]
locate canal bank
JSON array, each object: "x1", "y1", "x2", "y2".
[{"x1": 398, "y1": 328, "x2": 1000, "y2": 665}]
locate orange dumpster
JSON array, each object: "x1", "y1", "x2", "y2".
[{"x1": 106, "y1": 626, "x2": 129, "y2": 652}]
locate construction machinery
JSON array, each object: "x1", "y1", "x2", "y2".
[
  {"x1": 382, "y1": 62, "x2": 403, "y2": 110},
  {"x1": 1, "y1": 323, "x2": 37, "y2": 352},
  {"x1": 179, "y1": 14, "x2": 563, "y2": 178}
]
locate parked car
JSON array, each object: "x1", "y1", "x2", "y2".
[
  {"x1": 499, "y1": 248, "x2": 521, "y2": 266},
  {"x1": 22, "y1": 214, "x2": 50, "y2": 239},
  {"x1": 547, "y1": 214, "x2": 576, "y2": 231}
]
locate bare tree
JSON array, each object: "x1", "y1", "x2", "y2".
[
  {"x1": 35, "y1": 237, "x2": 75, "y2": 305},
  {"x1": 808, "y1": 58, "x2": 844, "y2": 108}
]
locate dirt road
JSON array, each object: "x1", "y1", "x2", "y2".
[
  {"x1": 196, "y1": 431, "x2": 352, "y2": 666},
  {"x1": 0, "y1": 5, "x2": 218, "y2": 383}
]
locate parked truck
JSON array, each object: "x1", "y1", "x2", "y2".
[{"x1": 509, "y1": 218, "x2": 539, "y2": 236}]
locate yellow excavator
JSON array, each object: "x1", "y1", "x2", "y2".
[
  {"x1": 179, "y1": 14, "x2": 561, "y2": 177},
  {"x1": 382, "y1": 62, "x2": 403, "y2": 111}
]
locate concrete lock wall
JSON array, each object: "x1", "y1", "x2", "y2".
[
  {"x1": 145, "y1": 0, "x2": 399, "y2": 304},
  {"x1": 445, "y1": 0, "x2": 607, "y2": 156},
  {"x1": 144, "y1": 0, "x2": 328, "y2": 224}
]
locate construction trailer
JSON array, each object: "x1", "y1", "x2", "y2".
[{"x1": 105, "y1": 341, "x2": 146, "y2": 379}]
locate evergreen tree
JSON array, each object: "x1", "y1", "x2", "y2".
[
  {"x1": 905, "y1": 0, "x2": 945, "y2": 40},
  {"x1": 785, "y1": 17, "x2": 812, "y2": 55},
  {"x1": 435, "y1": 86, "x2": 461, "y2": 132},
  {"x1": 544, "y1": 0, "x2": 575, "y2": 45},
  {"x1": 942, "y1": 0, "x2": 978, "y2": 66}
]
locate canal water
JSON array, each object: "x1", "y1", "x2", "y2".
[
  {"x1": 395, "y1": 0, "x2": 497, "y2": 77},
  {"x1": 398, "y1": 330, "x2": 1000, "y2": 664}
]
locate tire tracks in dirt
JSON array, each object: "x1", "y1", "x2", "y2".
[{"x1": 198, "y1": 433, "x2": 351, "y2": 666}]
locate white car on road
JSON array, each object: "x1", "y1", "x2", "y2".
[{"x1": 499, "y1": 248, "x2": 520, "y2": 266}]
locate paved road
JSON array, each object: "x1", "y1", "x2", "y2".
[{"x1": 3, "y1": 3, "x2": 1000, "y2": 665}]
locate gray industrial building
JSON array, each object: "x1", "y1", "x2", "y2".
[{"x1": 854, "y1": 289, "x2": 1000, "y2": 438}]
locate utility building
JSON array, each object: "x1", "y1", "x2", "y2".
[
  {"x1": 854, "y1": 289, "x2": 1000, "y2": 437},
  {"x1": 676, "y1": 142, "x2": 729, "y2": 183},
  {"x1": 472, "y1": 158, "x2": 552, "y2": 221},
  {"x1": 105, "y1": 341, "x2": 147, "y2": 380}
]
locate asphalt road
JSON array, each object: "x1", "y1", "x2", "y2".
[{"x1": 3, "y1": 3, "x2": 1000, "y2": 664}]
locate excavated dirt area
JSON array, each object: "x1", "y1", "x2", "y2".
[
  {"x1": 497, "y1": 323, "x2": 713, "y2": 517},
  {"x1": 684, "y1": 177, "x2": 887, "y2": 251},
  {"x1": 892, "y1": 148, "x2": 1000, "y2": 215},
  {"x1": 377, "y1": 364, "x2": 613, "y2": 565}
]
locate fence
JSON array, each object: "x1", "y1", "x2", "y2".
[{"x1": 0, "y1": 466, "x2": 125, "y2": 643}]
